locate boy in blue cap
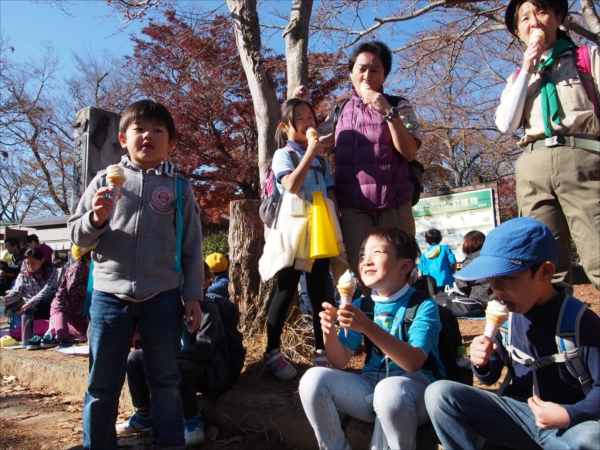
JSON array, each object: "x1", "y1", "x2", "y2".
[{"x1": 424, "y1": 217, "x2": 600, "y2": 450}]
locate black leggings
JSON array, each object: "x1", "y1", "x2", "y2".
[{"x1": 267, "y1": 258, "x2": 331, "y2": 352}]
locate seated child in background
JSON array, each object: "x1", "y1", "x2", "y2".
[
  {"x1": 454, "y1": 230, "x2": 495, "y2": 306},
  {"x1": 0, "y1": 247, "x2": 58, "y2": 320},
  {"x1": 425, "y1": 218, "x2": 600, "y2": 450},
  {"x1": 418, "y1": 229, "x2": 456, "y2": 292},
  {"x1": 205, "y1": 253, "x2": 230, "y2": 300},
  {"x1": 117, "y1": 262, "x2": 245, "y2": 447},
  {"x1": 48, "y1": 245, "x2": 93, "y2": 344},
  {"x1": 300, "y1": 227, "x2": 443, "y2": 450}
]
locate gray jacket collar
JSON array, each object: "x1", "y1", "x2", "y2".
[{"x1": 120, "y1": 155, "x2": 176, "y2": 177}]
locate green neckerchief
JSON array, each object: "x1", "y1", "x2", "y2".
[{"x1": 536, "y1": 39, "x2": 574, "y2": 137}]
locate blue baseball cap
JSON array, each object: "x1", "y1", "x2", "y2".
[{"x1": 454, "y1": 218, "x2": 557, "y2": 281}]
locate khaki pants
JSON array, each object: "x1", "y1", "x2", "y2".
[
  {"x1": 340, "y1": 202, "x2": 415, "y2": 277},
  {"x1": 516, "y1": 145, "x2": 600, "y2": 288}
]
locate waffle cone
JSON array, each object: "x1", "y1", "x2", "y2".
[
  {"x1": 107, "y1": 175, "x2": 126, "y2": 187},
  {"x1": 338, "y1": 287, "x2": 355, "y2": 298},
  {"x1": 485, "y1": 311, "x2": 507, "y2": 328}
]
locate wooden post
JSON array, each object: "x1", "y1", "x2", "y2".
[{"x1": 228, "y1": 199, "x2": 275, "y2": 333}]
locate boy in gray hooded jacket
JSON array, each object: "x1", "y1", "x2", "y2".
[{"x1": 69, "y1": 100, "x2": 204, "y2": 450}]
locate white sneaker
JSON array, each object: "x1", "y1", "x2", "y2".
[
  {"x1": 264, "y1": 348, "x2": 298, "y2": 381},
  {"x1": 184, "y1": 415, "x2": 205, "y2": 447},
  {"x1": 116, "y1": 412, "x2": 152, "y2": 435}
]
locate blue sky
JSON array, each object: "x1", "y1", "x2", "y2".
[{"x1": 1, "y1": 1, "x2": 143, "y2": 66}]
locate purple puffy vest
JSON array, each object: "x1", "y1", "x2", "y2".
[{"x1": 334, "y1": 92, "x2": 413, "y2": 210}]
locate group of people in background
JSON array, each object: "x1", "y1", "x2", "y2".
[{"x1": 0, "y1": 0, "x2": 598, "y2": 449}]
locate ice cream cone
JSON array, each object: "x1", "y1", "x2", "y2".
[
  {"x1": 530, "y1": 29, "x2": 545, "y2": 45},
  {"x1": 360, "y1": 82, "x2": 372, "y2": 98},
  {"x1": 106, "y1": 165, "x2": 126, "y2": 222},
  {"x1": 484, "y1": 300, "x2": 509, "y2": 339},
  {"x1": 338, "y1": 288, "x2": 355, "y2": 299},
  {"x1": 337, "y1": 270, "x2": 357, "y2": 337},
  {"x1": 306, "y1": 127, "x2": 319, "y2": 142},
  {"x1": 107, "y1": 175, "x2": 126, "y2": 188}
]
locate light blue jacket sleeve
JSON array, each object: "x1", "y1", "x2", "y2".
[
  {"x1": 445, "y1": 245, "x2": 457, "y2": 265},
  {"x1": 272, "y1": 149, "x2": 294, "y2": 185}
]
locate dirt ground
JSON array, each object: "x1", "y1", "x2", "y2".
[{"x1": 1, "y1": 285, "x2": 598, "y2": 450}]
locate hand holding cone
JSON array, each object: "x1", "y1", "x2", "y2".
[
  {"x1": 106, "y1": 165, "x2": 126, "y2": 222},
  {"x1": 337, "y1": 269, "x2": 357, "y2": 337}
]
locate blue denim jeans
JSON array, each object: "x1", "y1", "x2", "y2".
[
  {"x1": 83, "y1": 289, "x2": 185, "y2": 450},
  {"x1": 425, "y1": 380, "x2": 600, "y2": 450},
  {"x1": 299, "y1": 367, "x2": 431, "y2": 450}
]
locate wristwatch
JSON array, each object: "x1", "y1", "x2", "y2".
[{"x1": 384, "y1": 106, "x2": 400, "y2": 122}]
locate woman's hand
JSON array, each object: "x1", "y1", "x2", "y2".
[
  {"x1": 362, "y1": 89, "x2": 393, "y2": 116},
  {"x1": 293, "y1": 85, "x2": 311, "y2": 102},
  {"x1": 522, "y1": 38, "x2": 545, "y2": 74}
]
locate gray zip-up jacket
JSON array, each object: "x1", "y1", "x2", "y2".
[{"x1": 68, "y1": 156, "x2": 204, "y2": 302}]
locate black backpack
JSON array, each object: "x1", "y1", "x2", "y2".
[
  {"x1": 202, "y1": 293, "x2": 246, "y2": 382},
  {"x1": 412, "y1": 275, "x2": 438, "y2": 298},
  {"x1": 360, "y1": 290, "x2": 470, "y2": 384},
  {"x1": 332, "y1": 95, "x2": 425, "y2": 206}
]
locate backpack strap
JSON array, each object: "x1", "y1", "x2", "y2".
[
  {"x1": 497, "y1": 319, "x2": 513, "y2": 396},
  {"x1": 573, "y1": 45, "x2": 600, "y2": 119},
  {"x1": 402, "y1": 290, "x2": 444, "y2": 380},
  {"x1": 555, "y1": 296, "x2": 591, "y2": 395},
  {"x1": 287, "y1": 148, "x2": 300, "y2": 168},
  {"x1": 174, "y1": 174, "x2": 184, "y2": 278},
  {"x1": 499, "y1": 296, "x2": 591, "y2": 397},
  {"x1": 174, "y1": 173, "x2": 184, "y2": 273},
  {"x1": 332, "y1": 98, "x2": 351, "y2": 134},
  {"x1": 360, "y1": 295, "x2": 375, "y2": 365}
]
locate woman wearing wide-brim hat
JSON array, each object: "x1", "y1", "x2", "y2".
[{"x1": 496, "y1": 0, "x2": 600, "y2": 289}]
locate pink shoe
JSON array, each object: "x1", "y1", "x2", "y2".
[
  {"x1": 264, "y1": 348, "x2": 297, "y2": 381},
  {"x1": 314, "y1": 350, "x2": 330, "y2": 368}
]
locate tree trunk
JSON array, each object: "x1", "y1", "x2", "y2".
[
  {"x1": 226, "y1": 0, "x2": 281, "y2": 183},
  {"x1": 284, "y1": 0, "x2": 313, "y2": 99},
  {"x1": 228, "y1": 199, "x2": 273, "y2": 332}
]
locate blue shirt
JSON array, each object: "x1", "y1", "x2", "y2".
[
  {"x1": 418, "y1": 244, "x2": 456, "y2": 288},
  {"x1": 206, "y1": 271, "x2": 230, "y2": 300},
  {"x1": 272, "y1": 140, "x2": 335, "y2": 202},
  {"x1": 339, "y1": 286, "x2": 444, "y2": 382}
]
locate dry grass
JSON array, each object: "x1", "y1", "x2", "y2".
[{"x1": 241, "y1": 307, "x2": 316, "y2": 371}]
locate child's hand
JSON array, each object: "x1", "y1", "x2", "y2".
[
  {"x1": 91, "y1": 187, "x2": 114, "y2": 228},
  {"x1": 337, "y1": 303, "x2": 370, "y2": 334},
  {"x1": 305, "y1": 134, "x2": 324, "y2": 158},
  {"x1": 470, "y1": 335, "x2": 497, "y2": 368},
  {"x1": 319, "y1": 302, "x2": 338, "y2": 336},
  {"x1": 185, "y1": 300, "x2": 201, "y2": 333},
  {"x1": 527, "y1": 396, "x2": 569, "y2": 429}
]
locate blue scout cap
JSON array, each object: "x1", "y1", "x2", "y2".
[{"x1": 454, "y1": 217, "x2": 557, "y2": 281}]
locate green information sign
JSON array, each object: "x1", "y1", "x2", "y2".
[{"x1": 413, "y1": 189, "x2": 496, "y2": 264}]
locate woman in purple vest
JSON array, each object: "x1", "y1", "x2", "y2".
[{"x1": 296, "y1": 41, "x2": 423, "y2": 279}]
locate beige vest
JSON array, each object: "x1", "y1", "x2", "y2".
[{"x1": 500, "y1": 45, "x2": 600, "y2": 147}]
